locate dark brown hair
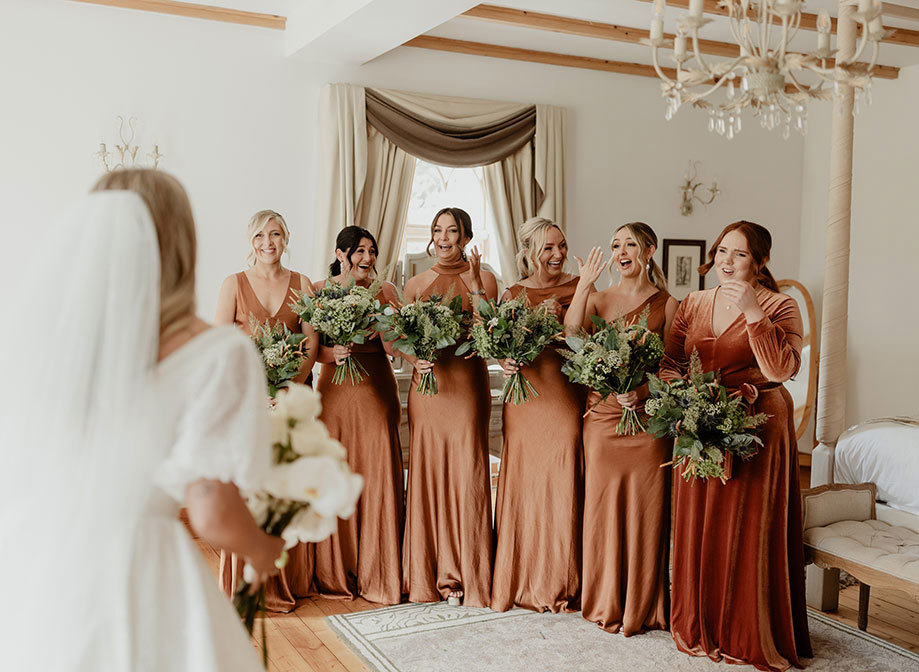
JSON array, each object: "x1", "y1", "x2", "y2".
[
  {"x1": 426, "y1": 207, "x2": 474, "y2": 258},
  {"x1": 330, "y1": 226, "x2": 379, "y2": 276},
  {"x1": 699, "y1": 220, "x2": 779, "y2": 292}
]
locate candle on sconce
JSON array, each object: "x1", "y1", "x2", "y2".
[
  {"x1": 817, "y1": 10, "x2": 831, "y2": 52},
  {"x1": 857, "y1": 0, "x2": 871, "y2": 13},
  {"x1": 651, "y1": 14, "x2": 664, "y2": 40},
  {"x1": 675, "y1": 32, "x2": 687, "y2": 58},
  {"x1": 869, "y1": 15, "x2": 882, "y2": 36},
  {"x1": 654, "y1": 0, "x2": 666, "y2": 14},
  {"x1": 689, "y1": 0, "x2": 704, "y2": 19}
]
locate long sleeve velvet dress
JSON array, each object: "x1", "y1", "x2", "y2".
[{"x1": 661, "y1": 287, "x2": 812, "y2": 671}]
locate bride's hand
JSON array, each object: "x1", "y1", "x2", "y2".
[
  {"x1": 245, "y1": 532, "x2": 285, "y2": 592},
  {"x1": 573, "y1": 247, "x2": 605, "y2": 291}
]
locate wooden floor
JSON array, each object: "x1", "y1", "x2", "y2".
[{"x1": 194, "y1": 464, "x2": 919, "y2": 671}]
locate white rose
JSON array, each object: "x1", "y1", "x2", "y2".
[
  {"x1": 289, "y1": 420, "x2": 347, "y2": 459},
  {"x1": 281, "y1": 507, "x2": 339, "y2": 546},
  {"x1": 274, "y1": 383, "x2": 322, "y2": 422},
  {"x1": 267, "y1": 408, "x2": 291, "y2": 447},
  {"x1": 262, "y1": 456, "x2": 363, "y2": 519}
]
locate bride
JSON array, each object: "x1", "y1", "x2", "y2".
[{"x1": 0, "y1": 170, "x2": 283, "y2": 670}]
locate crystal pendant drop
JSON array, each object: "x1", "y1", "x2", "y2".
[{"x1": 782, "y1": 124, "x2": 790, "y2": 140}]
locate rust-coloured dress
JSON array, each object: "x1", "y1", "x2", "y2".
[
  {"x1": 313, "y1": 281, "x2": 404, "y2": 604},
  {"x1": 581, "y1": 289, "x2": 673, "y2": 635},
  {"x1": 491, "y1": 278, "x2": 584, "y2": 613},
  {"x1": 220, "y1": 269, "x2": 315, "y2": 613},
  {"x1": 661, "y1": 287, "x2": 812, "y2": 671},
  {"x1": 402, "y1": 260, "x2": 493, "y2": 607}
]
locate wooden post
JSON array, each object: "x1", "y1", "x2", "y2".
[{"x1": 808, "y1": 0, "x2": 857, "y2": 612}]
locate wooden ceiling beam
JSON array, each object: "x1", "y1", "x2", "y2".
[
  {"x1": 69, "y1": 0, "x2": 286, "y2": 30},
  {"x1": 463, "y1": 4, "x2": 898, "y2": 78},
  {"x1": 404, "y1": 34, "x2": 677, "y2": 80},
  {"x1": 632, "y1": 0, "x2": 919, "y2": 48}
]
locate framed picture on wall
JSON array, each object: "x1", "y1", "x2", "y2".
[{"x1": 662, "y1": 239, "x2": 706, "y2": 301}]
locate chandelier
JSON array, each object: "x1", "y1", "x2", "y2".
[{"x1": 645, "y1": 0, "x2": 886, "y2": 139}]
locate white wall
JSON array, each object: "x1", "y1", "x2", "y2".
[
  {"x1": 798, "y1": 66, "x2": 919, "y2": 426},
  {"x1": 2, "y1": 0, "x2": 804, "y2": 318}
]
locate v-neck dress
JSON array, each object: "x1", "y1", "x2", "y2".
[
  {"x1": 661, "y1": 287, "x2": 812, "y2": 671},
  {"x1": 219, "y1": 269, "x2": 315, "y2": 612},
  {"x1": 580, "y1": 289, "x2": 673, "y2": 636}
]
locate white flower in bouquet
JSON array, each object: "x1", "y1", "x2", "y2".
[
  {"x1": 273, "y1": 384, "x2": 323, "y2": 422},
  {"x1": 289, "y1": 420, "x2": 347, "y2": 459},
  {"x1": 280, "y1": 508, "x2": 339, "y2": 547},
  {"x1": 245, "y1": 492, "x2": 271, "y2": 527},
  {"x1": 262, "y1": 456, "x2": 364, "y2": 518}
]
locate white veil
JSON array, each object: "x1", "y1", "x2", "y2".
[{"x1": 0, "y1": 191, "x2": 162, "y2": 670}]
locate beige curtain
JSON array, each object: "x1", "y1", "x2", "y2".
[
  {"x1": 483, "y1": 143, "x2": 535, "y2": 282},
  {"x1": 315, "y1": 84, "x2": 416, "y2": 281},
  {"x1": 535, "y1": 104, "x2": 566, "y2": 231},
  {"x1": 357, "y1": 127, "x2": 416, "y2": 282},
  {"x1": 366, "y1": 89, "x2": 535, "y2": 168}
]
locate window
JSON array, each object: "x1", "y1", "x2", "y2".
[{"x1": 399, "y1": 160, "x2": 502, "y2": 279}]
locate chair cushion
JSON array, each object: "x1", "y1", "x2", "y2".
[{"x1": 804, "y1": 519, "x2": 919, "y2": 583}]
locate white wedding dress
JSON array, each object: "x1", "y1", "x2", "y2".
[{"x1": 0, "y1": 192, "x2": 269, "y2": 671}]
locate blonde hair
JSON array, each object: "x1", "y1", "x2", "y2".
[
  {"x1": 609, "y1": 222, "x2": 668, "y2": 290},
  {"x1": 515, "y1": 217, "x2": 565, "y2": 280},
  {"x1": 91, "y1": 169, "x2": 196, "y2": 340},
  {"x1": 247, "y1": 210, "x2": 290, "y2": 267}
]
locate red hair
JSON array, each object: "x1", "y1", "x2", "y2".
[{"x1": 699, "y1": 220, "x2": 779, "y2": 292}]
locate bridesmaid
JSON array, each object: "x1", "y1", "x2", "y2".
[
  {"x1": 312, "y1": 226, "x2": 404, "y2": 605},
  {"x1": 491, "y1": 217, "x2": 590, "y2": 613},
  {"x1": 401, "y1": 207, "x2": 497, "y2": 607},
  {"x1": 662, "y1": 220, "x2": 811, "y2": 670},
  {"x1": 214, "y1": 209, "x2": 318, "y2": 613},
  {"x1": 564, "y1": 222, "x2": 677, "y2": 635}
]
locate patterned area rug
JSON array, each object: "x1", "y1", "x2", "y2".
[{"x1": 326, "y1": 602, "x2": 919, "y2": 672}]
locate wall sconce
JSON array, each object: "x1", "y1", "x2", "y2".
[
  {"x1": 95, "y1": 115, "x2": 163, "y2": 172},
  {"x1": 679, "y1": 161, "x2": 719, "y2": 216}
]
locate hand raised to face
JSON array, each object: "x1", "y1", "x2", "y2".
[{"x1": 573, "y1": 247, "x2": 606, "y2": 289}]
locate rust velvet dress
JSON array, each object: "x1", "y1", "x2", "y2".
[
  {"x1": 402, "y1": 260, "x2": 493, "y2": 607},
  {"x1": 491, "y1": 278, "x2": 584, "y2": 613},
  {"x1": 661, "y1": 287, "x2": 812, "y2": 671},
  {"x1": 219, "y1": 270, "x2": 315, "y2": 612},
  {"x1": 581, "y1": 289, "x2": 673, "y2": 635},
  {"x1": 313, "y1": 282, "x2": 404, "y2": 604}
]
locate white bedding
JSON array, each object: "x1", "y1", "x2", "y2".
[{"x1": 835, "y1": 419, "x2": 919, "y2": 516}]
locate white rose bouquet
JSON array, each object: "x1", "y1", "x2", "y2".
[
  {"x1": 290, "y1": 280, "x2": 382, "y2": 385},
  {"x1": 248, "y1": 317, "x2": 308, "y2": 397},
  {"x1": 375, "y1": 293, "x2": 470, "y2": 396},
  {"x1": 235, "y1": 384, "x2": 363, "y2": 663},
  {"x1": 468, "y1": 291, "x2": 563, "y2": 404},
  {"x1": 560, "y1": 307, "x2": 665, "y2": 435}
]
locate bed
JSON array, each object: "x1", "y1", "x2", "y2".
[{"x1": 833, "y1": 418, "x2": 919, "y2": 532}]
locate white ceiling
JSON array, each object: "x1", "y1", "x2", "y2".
[{"x1": 73, "y1": 0, "x2": 919, "y2": 69}]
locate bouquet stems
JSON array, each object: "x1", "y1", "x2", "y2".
[
  {"x1": 616, "y1": 406, "x2": 647, "y2": 436},
  {"x1": 234, "y1": 584, "x2": 269, "y2": 667},
  {"x1": 502, "y1": 371, "x2": 538, "y2": 405},
  {"x1": 331, "y1": 354, "x2": 368, "y2": 385},
  {"x1": 416, "y1": 370, "x2": 438, "y2": 396}
]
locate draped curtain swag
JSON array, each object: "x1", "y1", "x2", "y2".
[{"x1": 315, "y1": 83, "x2": 565, "y2": 285}]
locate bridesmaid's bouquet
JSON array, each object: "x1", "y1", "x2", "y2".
[
  {"x1": 375, "y1": 293, "x2": 470, "y2": 395},
  {"x1": 560, "y1": 307, "x2": 665, "y2": 434},
  {"x1": 468, "y1": 291, "x2": 563, "y2": 404},
  {"x1": 291, "y1": 280, "x2": 382, "y2": 385},
  {"x1": 249, "y1": 317, "x2": 308, "y2": 397},
  {"x1": 237, "y1": 384, "x2": 363, "y2": 665},
  {"x1": 644, "y1": 350, "x2": 769, "y2": 483}
]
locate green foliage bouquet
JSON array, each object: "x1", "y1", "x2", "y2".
[
  {"x1": 560, "y1": 307, "x2": 665, "y2": 435},
  {"x1": 468, "y1": 291, "x2": 563, "y2": 404},
  {"x1": 249, "y1": 317, "x2": 308, "y2": 397},
  {"x1": 291, "y1": 280, "x2": 381, "y2": 385},
  {"x1": 644, "y1": 350, "x2": 769, "y2": 483},
  {"x1": 375, "y1": 293, "x2": 470, "y2": 395}
]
